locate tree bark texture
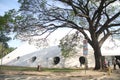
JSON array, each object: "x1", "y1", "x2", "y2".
[{"x1": 93, "y1": 48, "x2": 101, "y2": 70}]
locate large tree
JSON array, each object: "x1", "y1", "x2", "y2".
[{"x1": 16, "y1": 0, "x2": 120, "y2": 70}]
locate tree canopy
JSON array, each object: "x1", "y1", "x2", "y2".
[
  {"x1": 16, "y1": 0, "x2": 120, "y2": 70},
  {"x1": 0, "y1": 10, "x2": 16, "y2": 58}
]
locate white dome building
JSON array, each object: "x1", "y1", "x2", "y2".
[{"x1": 0, "y1": 29, "x2": 120, "y2": 68}]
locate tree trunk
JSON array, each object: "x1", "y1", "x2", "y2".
[
  {"x1": 94, "y1": 48, "x2": 101, "y2": 70},
  {"x1": 93, "y1": 45, "x2": 105, "y2": 70},
  {"x1": 92, "y1": 40, "x2": 103, "y2": 70}
]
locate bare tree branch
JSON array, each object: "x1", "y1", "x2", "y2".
[
  {"x1": 108, "y1": 23, "x2": 120, "y2": 28},
  {"x1": 103, "y1": 0, "x2": 117, "y2": 8},
  {"x1": 92, "y1": 0, "x2": 105, "y2": 22},
  {"x1": 97, "y1": 11, "x2": 120, "y2": 35},
  {"x1": 99, "y1": 31, "x2": 111, "y2": 47}
]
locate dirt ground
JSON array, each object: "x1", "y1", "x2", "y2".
[{"x1": 0, "y1": 69, "x2": 120, "y2": 80}]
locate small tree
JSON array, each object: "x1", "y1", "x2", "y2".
[
  {"x1": 0, "y1": 10, "x2": 16, "y2": 63},
  {"x1": 59, "y1": 31, "x2": 83, "y2": 67},
  {"x1": 60, "y1": 31, "x2": 83, "y2": 58}
]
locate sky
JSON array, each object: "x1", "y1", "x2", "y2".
[
  {"x1": 0, "y1": 0, "x2": 25, "y2": 48},
  {"x1": 0, "y1": 0, "x2": 72, "y2": 48},
  {"x1": 0, "y1": 0, "x2": 20, "y2": 15}
]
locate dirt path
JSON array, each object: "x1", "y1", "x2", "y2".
[{"x1": 0, "y1": 69, "x2": 120, "y2": 80}]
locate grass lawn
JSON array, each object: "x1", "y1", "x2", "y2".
[
  {"x1": 0, "y1": 65, "x2": 83, "y2": 72},
  {"x1": 0, "y1": 65, "x2": 36, "y2": 71}
]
